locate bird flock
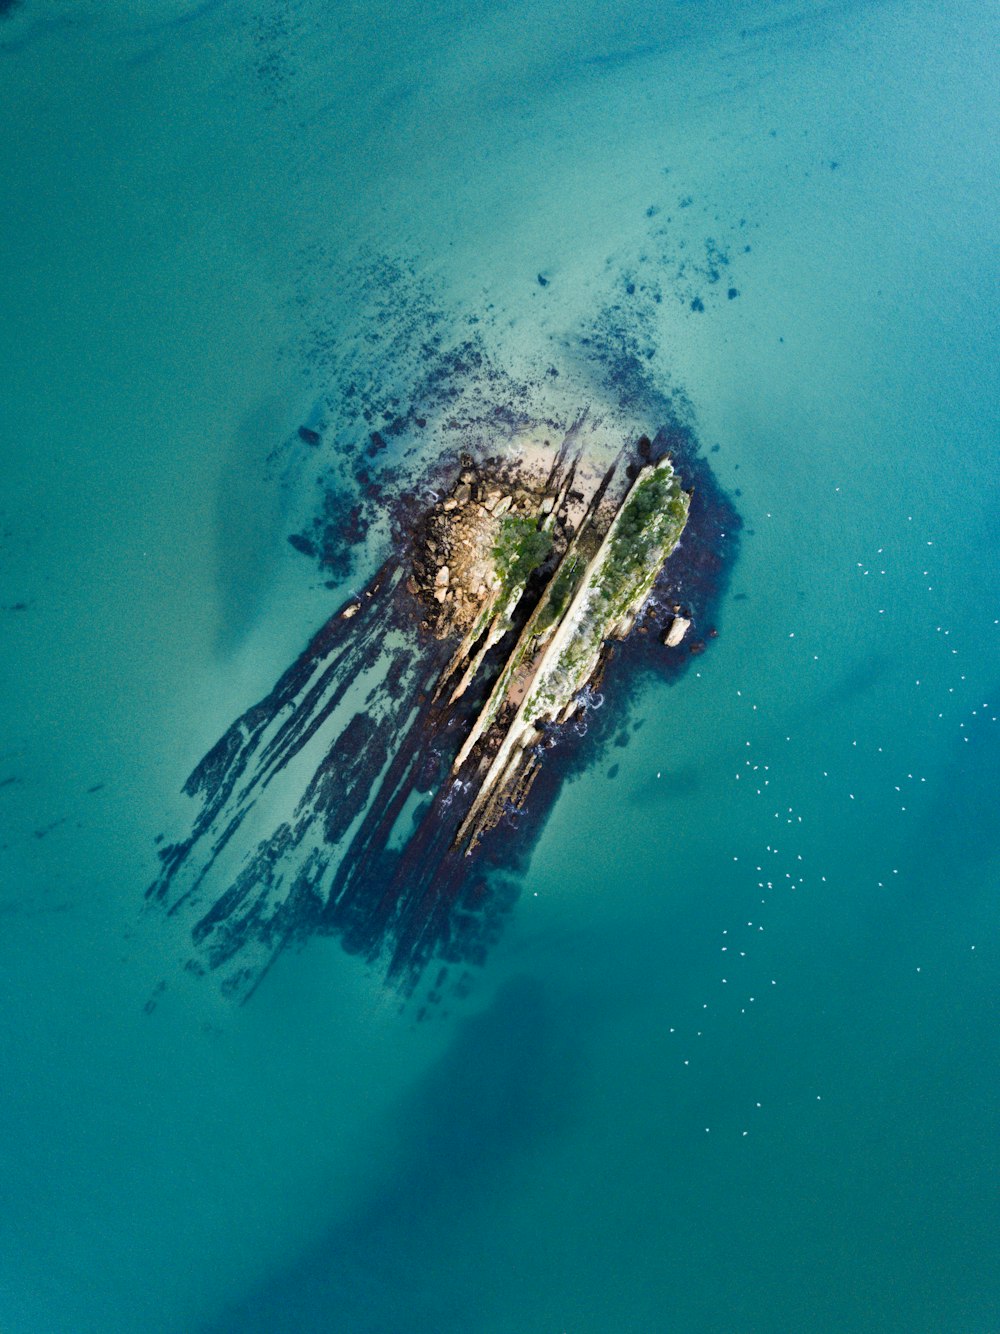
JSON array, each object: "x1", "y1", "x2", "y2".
[{"x1": 646, "y1": 487, "x2": 994, "y2": 1140}]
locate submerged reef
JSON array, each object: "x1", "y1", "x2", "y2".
[
  {"x1": 147, "y1": 418, "x2": 736, "y2": 1007},
  {"x1": 146, "y1": 260, "x2": 741, "y2": 1009}
]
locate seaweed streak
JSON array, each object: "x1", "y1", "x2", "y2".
[{"x1": 147, "y1": 422, "x2": 738, "y2": 1003}]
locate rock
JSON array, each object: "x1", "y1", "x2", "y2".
[
  {"x1": 340, "y1": 603, "x2": 360, "y2": 619},
  {"x1": 493, "y1": 495, "x2": 513, "y2": 517},
  {"x1": 434, "y1": 587, "x2": 448, "y2": 604},
  {"x1": 287, "y1": 533, "x2": 317, "y2": 558},
  {"x1": 454, "y1": 483, "x2": 472, "y2": 504},
  {"x1": 297, "y1": 425, "x2": 321, "y2": 445},
  {"x1": 662, "y1": 616, "x2": 691, "y2": 648},
  {"x1": 540, "y1": 496, "x2": 554, "y2": 514},
  {"x1": 435, "y1": 566, "x2": 450, "y2": 588},
  {"x1": 443, "y1": 497, "x2": 459, "y2": 511},
  {"x1": 460, "y1": 469, "x2": 476, "y2": 485}
]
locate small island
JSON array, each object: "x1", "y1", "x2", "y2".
[{"x1": 408, "y1": 441, "x2": 691, "y2": 851}]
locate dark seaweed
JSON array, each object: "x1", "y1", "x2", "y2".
[{"x1": 146, "y1": 275, "x2": 741, "y2": 1009}]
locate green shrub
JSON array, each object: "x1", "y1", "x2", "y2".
[
  {"x1": 492, "y1": 515, "x2": 553, "y2": 594},
  {"x1": 535, "y1": 558, "x2": 582, "y2": 632}
]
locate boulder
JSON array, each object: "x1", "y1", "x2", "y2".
[
  {"x1": 662, "y1": 616, "x2": 691, "y2": 648},
  {"x1": 435, "y1": 565, "x2": 450, "y2": 588}
]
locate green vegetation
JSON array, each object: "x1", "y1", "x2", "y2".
[
  {"x1": 492, "y1": 515, "x2": 553, "y2": 596},
  {"x1": 598, "y1": 470, "x2": 689, "y2": 605},
  {"x1": 535, "y1": 556, "x2": 583, "y2": 634},
  {"x1": 589, "y1": 468, "x2": 688, "y2": 637},
  {"x1": 522, "y1": 463, "x2": 689, "y2": 727}
]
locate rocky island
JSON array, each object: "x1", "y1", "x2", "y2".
[{"x1": 409, "y1": 441, "x2": 690, "y2": 852}]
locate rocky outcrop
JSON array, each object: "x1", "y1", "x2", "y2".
[
  {"x1": 403, "y1": 441, "x2": 690, "y2": 851},
  {"x1": 663, "y1": 615, "x2": 691, "y2": 647}
]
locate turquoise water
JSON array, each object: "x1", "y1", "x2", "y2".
[{"x1": 1, "y1": 1, "x2": 997, "y2": 1330}]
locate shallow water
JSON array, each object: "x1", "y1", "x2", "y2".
[{"x1": 1, "y1": 0, "x2": 997, "y2": 1330}]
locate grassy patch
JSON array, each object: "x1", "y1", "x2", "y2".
[
  {"x1": 492, "y1": 515, "x2": 553, "y2": 595},
  {"x1": 599, "y1": 470, "x2": 688, "y2": 602},
  {"x1": 535, "y1": 557, "x2": 583, "y2": 633}
]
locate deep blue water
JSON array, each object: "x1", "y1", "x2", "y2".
[{"x1": 1, "y1": 1, "x2": 997, "y2": 1330}]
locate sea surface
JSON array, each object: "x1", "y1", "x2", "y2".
[{"x1": 1, "y1": 1, "x2": 997, "y2": 1331}]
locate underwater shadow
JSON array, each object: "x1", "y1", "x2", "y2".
[{"x1": 203, "y1": 973, "x2": 582, "y2": 1334}]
